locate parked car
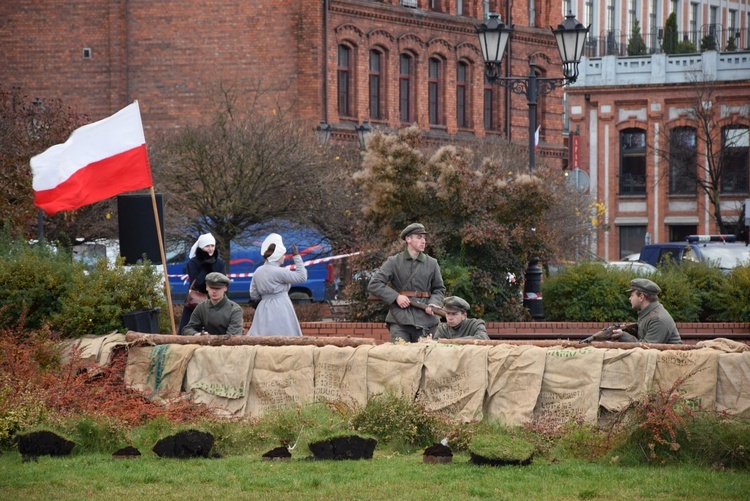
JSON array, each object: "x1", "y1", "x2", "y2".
[
  {"x1": 167, "y1": 222, "x2": 337, "y2": 305},
  {"x1": 639, "y1": 235, "x2": 750, "y2": 271},
  {"x1": 605, "y1": 260, "x2": 657, "y2": 274}
]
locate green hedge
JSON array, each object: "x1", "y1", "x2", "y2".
[
  {"x1": 0, "y1": 237, "x2": 166, "y2": 337},
  {"x1": 543, "y1": 261, "x2": 750, "y2": 322}
]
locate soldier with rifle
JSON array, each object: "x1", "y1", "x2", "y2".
[
  {"x1": 580, "y1": 278, "x2": 682, "y2": 344},
  {"x1": 433, "y1": 296, "x2": 489, "y2": 341},
  {"x1": 368, "y1": 223, "x2": 446, "y2": 343}
]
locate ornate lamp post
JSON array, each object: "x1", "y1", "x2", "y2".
[
  {"x1": 355, "y1": 119, "x2": 372, "y2": 151},
  {"x1": 477, "y1": 12, "x2": 589, "y2": 173},
  {"x1": 315, "y1": 121, "x2": 332, "y2": 146}
]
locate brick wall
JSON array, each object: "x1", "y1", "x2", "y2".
[{"x1": 240, "y1": 321, "x2": 750, "y2": 344}]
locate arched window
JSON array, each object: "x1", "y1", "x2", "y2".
[
  {"x1": 721, "y1": 126, "x2": 749, "y2": 194},
  {"x1": 483, "y1": 74, "x2": 497, "y2": 131},
  {"x1": 669, "y1": 126, "x2": 697, "y2": 194},
  {"x1": 399, "y1": 53, "x2": 414, "y2": 123},
  {"x1": 337, "y1": 45, "x2": 352, "y2": 117},
  {"x1": 620, "y1": 128, "x2": 647, "y2": 194},
  {"x1": 456, "y1": 61, "x2": 469, "y2": 128},
  {"x1": 428, "y1": 57, "x2": 443, "y2": 126},
  {"x1": 369, "y1": 49, "x2": 384, "y2": 120}
]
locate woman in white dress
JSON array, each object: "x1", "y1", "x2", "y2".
[{"x1": 247, "y1": 233, "x2": 307, "y2": 336}]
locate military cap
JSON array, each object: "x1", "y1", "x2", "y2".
[
  {"x1": 442, "y1": 296, "x2": 470, "y2": 313},
  {"x1": 626, "y1": 278, "x2": 661, "y2": 295},
  {"x1": 400, "y1": 223, "x2": 428, "y2": 240},
  {"x1": 205, "y1": 272, "x2": 231, "y2": 288}
]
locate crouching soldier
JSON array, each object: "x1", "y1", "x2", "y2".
[
  {"x1": 183, "y1": 272, "x2": 244, "y2": 336},
  {"x1": 433, "y1": 296, "x2": 489, "y2": 341}
]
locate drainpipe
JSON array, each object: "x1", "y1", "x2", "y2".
[
  {"x1": 323, "y1": 0, "x2": 329, "y2": 124},
  {"x1": 504, "y1": 1, "x2": 511, "y2": 141}
]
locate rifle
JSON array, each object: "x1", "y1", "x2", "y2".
[
  {"x1": 579, "y1": 322, "x2": 638, "y2": 344},
  {"x1": 368, "y1": 294, "x2": 446, "y2": 318}
]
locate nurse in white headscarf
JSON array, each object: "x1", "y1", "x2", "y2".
[
  {"x1": 179, "y1": 233, "x2": 225, "y2": 334},
  {"x1": 247, "y1": 233, "x2": 307, "y2": 336}
]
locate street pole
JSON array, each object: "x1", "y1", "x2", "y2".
[{"x1": 527, "y1": 62, "x2": 538, "y2": 173}]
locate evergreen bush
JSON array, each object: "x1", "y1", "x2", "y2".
[{"x1": 710, "y1": 264, "x2": 750, "y2": 321}]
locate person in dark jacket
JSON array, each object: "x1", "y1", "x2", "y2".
[
  {"x1": 179, "y1": 233, "x2": 225, "y2": 334},
  {"x1": 368, "y1": 223, "x2": 445, "y2": 343},
  {"x1": 433, "y1": 296, "x2": 489, "y2": 340},
  {"x1": 612, "y1": 278, "x2": 682, "y2": 344},
  {"x1": 183, "y1": 272, "x2": 244, "y2": 335}
]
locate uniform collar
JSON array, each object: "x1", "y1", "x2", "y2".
[{"x1": 402, "y1": 249, "x2": 425, "y2": 262}]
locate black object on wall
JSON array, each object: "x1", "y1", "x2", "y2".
[{"x1": 117, "y1": 194, "x2": 164, "y2": 265}]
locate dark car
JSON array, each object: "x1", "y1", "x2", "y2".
[{"x1": 639, "y1": 235, "x2": 750, "y2": 271}]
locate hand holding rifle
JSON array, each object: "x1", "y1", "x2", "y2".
[{"x1": 580, "y1": 322, "x2": 638, "y2": 343}]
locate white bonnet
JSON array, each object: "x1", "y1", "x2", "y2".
[
  {"x1": 189, "y1": 233, "x2": 216, "y2": 258},
  {"x1": 261, "y1": 233, "x2": 286, "y2": 263}
]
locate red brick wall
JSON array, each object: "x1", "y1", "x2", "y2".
[{"x1": 292, "y1": 321, "x2": 750, "y2": 344}]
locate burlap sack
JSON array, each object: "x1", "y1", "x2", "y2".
[
  {"x1": 419, "y1": 344, "x2": 488, "y2": 423},
  {"x1": 124, "y1": 344, "x2": 198, "y2": 401},
  {"x1": 533, "y1": 346, "x2": 604, "y2": 424},
  {"x1": 716, "y1": 353, "x2": 750, "y2": 417},
  {"x1": 484, "y1": 345, "x2": 547, "y2": 426},
  {"x1": 653, "y1": 348, "x2": 719, "y2": 410},
  {"x1": 599, "y1": 348, "x2": 658, "y2": 412},
  {"x1": 246, "y1": 345, "x2": 315, "y2": 417},
  {"x1": 696, "y1": 338, "x2": 750, "y2": 353},
  {"x1": 59, "y1": 332, "x2": 127, "y2": 365},
  {"x1": 366, "y1": 344, "x2": 428, "y2": 399},
  {"x1": 313, "y1": 345, "x2": 372, "y2": 407},
  {"x1": 186, "y1": 346, "x2": 257, "y2": 417}
]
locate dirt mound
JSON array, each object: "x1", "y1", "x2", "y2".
[
  {"x1": 16, "y1": 430, "x2": 75, "y2": 458},
  {"x1": 308, "y1": 435, "x2": 376, "y2": 460},
  {"x1": 152, "y1": 429, "x2": 214, "y2": 458}
]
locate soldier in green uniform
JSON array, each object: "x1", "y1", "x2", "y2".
[
  {"x1": 433, "y1": 296, "x2": 489, "y2": 340},
  {"x1": 612, "y1": 278, "x2": 682, "y2": 344},
  {"x1": 183, "y1": 272, "x2": 244, "y2": 336},
  {"x1": 368, "y1": 223, "x2": 446, "y2": 343}
]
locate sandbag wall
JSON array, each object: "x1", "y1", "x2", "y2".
[{"x1": 120, "y1": 342, "x2": 750, "y2": 425}]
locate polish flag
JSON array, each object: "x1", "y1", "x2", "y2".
[
  {"x1": 30, "y1": 101, "x2": 152, "y2": 215},
  {"x1": 534, "y1": 126, "x2": 541, "y2": 151}
]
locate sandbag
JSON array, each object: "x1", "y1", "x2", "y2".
[
  {"x1": 716, "y1": 352, "x2": 750, "y2": 417},
  {"x1": 313, "y1": 345, "x2": 372, "y2": 407},
  {"x1": 599, "y1": 348, "x2": 658, "y2": 412},
  {"x1": 533, "y1": 346, "x2": 604, "y2": 424},
  {"x1": 59, "y1": 332, "x2": 127, "y2": 365},
  {"x1": 186, "y1": 345, "x2": 257, "y2": 417},
  {"x1": 419, "y1": 344, "x2": 488, "y2": 423},
  {"x1": 366, "y1": 344, "x2": 428, "y2": 399},
  {"x1": 124, "y1": 344, "x2": 198, "y2": 401},
  {"x1": 484, "y1": 345, "x2": 546, "y2": 426},
  {"x1": 653, "y1": 348, "x2": 719, "y2": 410},
  {"x1": 247, "y1": 345, "x2": 315, "y2": 417}
]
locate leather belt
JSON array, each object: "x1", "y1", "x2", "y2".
[{"x1": 400, "y1": 291, "x2": 430, "y2": 298}]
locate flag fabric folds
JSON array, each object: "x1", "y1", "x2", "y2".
[
  {"x1": 30, "y1": 101, "x2": 152, "y2": 215},
  {"x1": 534, "y1": 125, "x2": 541, "y2": 151}
]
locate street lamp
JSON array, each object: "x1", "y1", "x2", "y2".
[
  {"x1": 477, "y1": 12, "x2": 589, "y2": 173},
  {"x1": 355, "y1": 119, "x2": 372, "y2": 151},
  {"x1": 315, "y1": 121, "x2": 332, "y2": 146}
]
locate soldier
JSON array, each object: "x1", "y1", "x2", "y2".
[
  {"x1": 368, "y1": 223, "x2": 446, "y2": 343},
  {"x1": 183, "y1": 272, "x2": 244, "y2": 336},
  {"x1": 612, "y1": 278, "x2": 682, "y2": 344},
  {"x1": 433, "y1": 296, "x2": 489, "y2": 340}
]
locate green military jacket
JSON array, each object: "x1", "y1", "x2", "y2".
[
  {"x1": 368, "y1": 250, "x2": 445, "y2": 329},
  {"x1": 637, "y1": 301, "x2": 682, "y2": 344},
  {"x1": 183, "y1": 296, "x2": 244, "y2": 335},
  {"x1": 434, "y1": 318, "x2": 489, "y2": 340}
]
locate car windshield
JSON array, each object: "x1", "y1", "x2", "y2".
[{"x1": 700, "y1": 245, "x2": 750, "y2": 269}]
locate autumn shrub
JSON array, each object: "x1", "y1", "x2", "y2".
[
  {"x1": 351, "y1": 392, "x2": 439, "y2": 452},
  {"x1": 609, "y1": 377, "x2": 698, "y2": 465}
]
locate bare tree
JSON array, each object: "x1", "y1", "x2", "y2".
[
  {"x1": 654, "y1": 75, "x2": 749, "y2": 235},
  {"x1": 151, "y1": 85, "x2": 331, "y2": 271}
]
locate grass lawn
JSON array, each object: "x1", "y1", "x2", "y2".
[{"x1": 1, "y1": 450, "x2": 748, "y2": 500}]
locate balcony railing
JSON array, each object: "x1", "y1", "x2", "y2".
[{"x1": 584, "y1": 25, "x2": 747, "y2": 58}]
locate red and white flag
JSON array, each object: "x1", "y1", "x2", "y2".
[
  {"x1": 534, "y1": 125, "x2": 541, "y2": 151},
  {"x1": 30, "y1": 101, "x2": 152, "y2": 215}
]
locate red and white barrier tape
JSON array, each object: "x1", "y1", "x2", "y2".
[{"x1": 168, "y1": 251, "x2": 361, "y2": 282}]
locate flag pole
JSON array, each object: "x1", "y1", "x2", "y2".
[{"x1": 150, "y1": 186, "x2": 177, "y2": 335}]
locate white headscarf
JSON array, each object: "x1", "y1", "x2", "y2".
[
  {"x1": 189, "y1": 233, "x2": 216, "y2": 258},
  {"x1": 261, "y1": 233, "x2": 286, "y2": 263}
]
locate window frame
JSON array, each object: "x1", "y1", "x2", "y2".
[
  {"x1": 337, "y1": 44, "x2": 353, "y2": 118},
  {"x1": 456, "y1": 60, "x2": 470, "y2": 129},
  {"x1": 428, "y1": 57, "x2": 444, "y2": 126},
  {"x1": 369, "y1": 49, "x2": 384, "y2": 121},
  {"x1": 399, "y1": 53, "x2": 414, "y2": 124},
  {"x1": 669, "y1": 126, "x2": 697, "y2": 195},
  {"x1": 619, "y1": 128, "x2": 647, "y2": 195}
]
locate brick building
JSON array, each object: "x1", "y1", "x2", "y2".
[
  {"x1": 567, "y1": 50, "x2": 750, "y2": 260},
  {"x1": 1, "y1": 0, "x2": 573, "y2": 166}
]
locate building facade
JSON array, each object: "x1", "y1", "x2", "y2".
[
  {"x1": 1, "y1": 0, "x2": 576, "y2": 166},
  {"x1": 566, "y1": 50, "x2": 750, "y2": 260}
]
